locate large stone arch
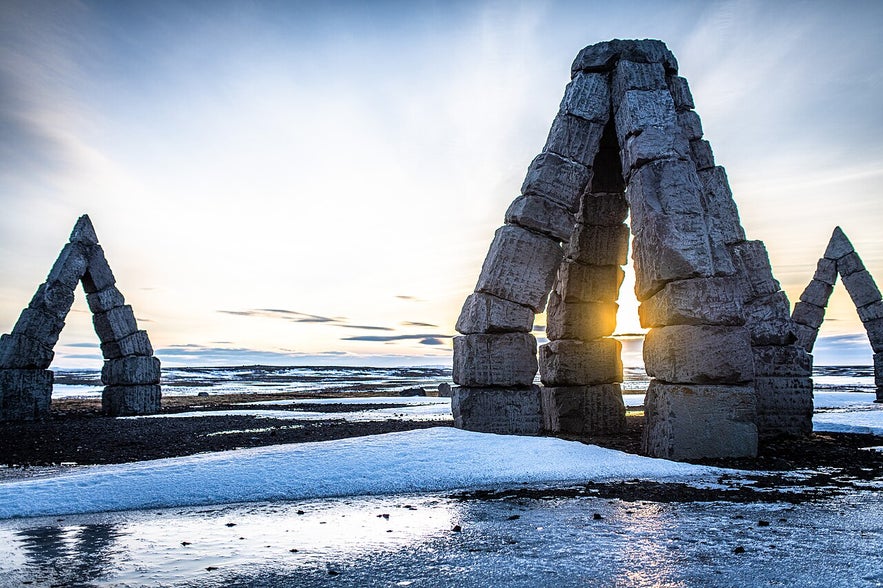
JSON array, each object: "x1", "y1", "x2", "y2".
[
  {"x1": 792, "y1": 227, "x2": 883, "y2": 402},
  {"x1": 452, "y1": 39, "x2": 811, "y2": 459},
  {"x1": 0, "y1": 215, "x2": 161, "y2": 420}
]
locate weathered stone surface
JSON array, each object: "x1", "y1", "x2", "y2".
[
  {"x1": 475, "y1": 225, "x2": 562, "y2": 313},
  {"x1": 545, "y1": 291, "x2": 617, "y2": 340},
  {"x1": 638, "y1": 277, "x2": 744, "y2": 328},
  {"x1": 689, "y1": 139, "x2": 714, "y2": 170},
  {"x1": 566, "y1": 222, "x2": 629, "y2": 266},
  {"x1": 813, "y1": 257, "x2": 838, "y2": 286},
  {"x1": 799, "y1": 279, "x2": 834, "y2": 308},
  {"x1": 451, "y1": 386, "x2": 543, "y2": 435},
  {"x1": 863, "y1": 318, "x2": 883, "y2": 353},
  {"x1": 521, "y1": 153, "x2": 593, "y2": 213},
  {"x1": 793, "y1": 323, "x2": 819, "y2": 352},
  {"x1": 642, "y1": 381, "x2": 757, "y2": 459},
  {"x1": 836, "y1": 251, "x2": 865, "y2": 277},
  {"x1": 0, "y1": 369, "x2": 53, "y2": 421},
  {"x1": 858, "y1": 300, "x2": 883, "y2": 323},
  {"x1": 543, "y1": 113, "x2": 606, "y2": 167},
  {"x1": 504, "y1": 195, "x2": 576, "y2": 242},
  {"x1": 667, "y1": 76, "x2": 694, "y2": 111},
  {"x1": 82, "y1": 245, "x2": 116, "y2": 294},
  {"x1": 754, "y1": 377, "x2": 813, "y2": 439},
  {"x1": 11, "y1": 307, "x2": 65, "y2": 348},
  {"x1": 620, "y1": 124, "x2": 690, "y2": 173},
  {"x1": 100, "y1": 330, "x2": 154, "y2": 359},
  {"x1": 452, "y1": 333, "x2": 538, "y2": 387},
  {"x1": 614, "y1": 89, "x2": 677, "y2": 145},
  {"x1": 29, "y1": 282, "x2": 75, "y2": 319},
  {"x1": 456, "y1": 292, "x2": 534, "y2": 335},
  {"x1": 577, "y1": 192, "x2": 629, "y2": 226},
  {"x1": 93, "y1": 305, "x2": 139, "y2": 343},
  {"x1": 875, "y1": 353, "x2": 883, "y2": 387},
  {"x1": 728, "y1": 241, "x2": 781, "y2": 302},
  {"x1": 69, "y1": 214, "x2": 99, "y2": 245},
  {"x1": 560, "y1": 72, "x2": 611, "y2": 123},
  {"x1": 677, "y1": 110, "x2": 703, "y2": 140},
  {"x1": 823, "y1": 226, "x2": 854, "y2": 260},
  {"x1": 743, "y1": 291, "x2": 796, "y2": 346},
  {"x1": 46, "y1": 242, "x2": 88, "y2": 290},
  {"x1": 627, "y1": 159, "x2": 706, "y2": 229},
  {"x1": 572, "y1": 39, "x2": 678, "y2": 76},
  {"x1": 753, "y1": 345, "x2": 812, "y2": 377},
  {"x1": 841, "y1": 270, "x2": 882, "y2": 309},
  {"x1": 102, "y1": 384, "x2": 161, "y2": 416},
  {"x1": 541, "y1": 384, "x2": 626, "y2": 435},
  {"x1": 611, "y1": 60, "x2": 666, "y2": 110},
  {"x1": 643, "y1": 325, "x2": 754, "y2": 384},
  {"x1": 86, "y1": 285, "x2": 126, "y2": 314},
  {"x1": 538, "y1": 338, "x2": 623, "y2": 386},
  {"x1": 696, "y1": 168, "x2": 744, "y2": 245},
  {"x1": 791, "y1": 301, "x2": 825, "y2": 329},
  {"x1": 556, "y1": 262, "x2": 625, "y2": 303},
  {"x1": 101, "y1": 355, "x2": 161, "y2": 386},
  {"x1": 0, "y1": 333, "x2": 54, "y2": 369}
]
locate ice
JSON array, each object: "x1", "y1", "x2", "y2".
[{"x1": 814, "y1": 407, "x2": 883, "y2": 436}]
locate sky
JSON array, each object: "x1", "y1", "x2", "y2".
[{"x1": 1, "y1": 0, "x2": 881, "y2": 368}]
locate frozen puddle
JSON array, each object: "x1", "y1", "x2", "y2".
[{"x1": 1, "y1": 491, "x2": 880, "y2": 587}]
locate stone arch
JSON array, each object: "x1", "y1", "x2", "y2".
[
  {"x1": 792, "y1": 227, "x2": 883, "y2": 402},
  {"x1": 452, "y1": 39, "x2": 811, "y2": 459},
  {"x1": 0, "y1": 215, "x2": 161, "y2": 420}
]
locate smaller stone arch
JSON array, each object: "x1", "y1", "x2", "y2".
[
  {"x1": 791, "y1": 227, "x2": 883, "y2": 402},
  {"x1": 0, "y1": 215, "x2": 161, "y2": 420}
]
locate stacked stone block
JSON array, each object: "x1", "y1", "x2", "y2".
[{"x1": 0, "y1": 215, "x2": 161, "y2": 420}]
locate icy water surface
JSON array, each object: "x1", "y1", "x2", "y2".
[{"x1": 1, "y1": 491, "x2": 881, "y2": 587}]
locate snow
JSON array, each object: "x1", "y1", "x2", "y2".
[
  {"x1": 0, "y1": 428, "x2": 722, "y2": 520},
  {"x1": 813, "y1": 409, "x2": 883, "y2": 436},
  {"x1": 812, "y1": 391, "x2": 879, "y2": 409}
]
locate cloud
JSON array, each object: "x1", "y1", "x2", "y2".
[
  {"x1": 532, "y1": 325, "x2": 545, "y2": 332},
  {"x1": 340, "y1": 324, "x2": 394, "y2": 331},
  {"x1": 218, "y1": 308, "x2": 338, "y2": 323},
  {"x1": 401, "y1": 321, "x2": 438, "y2": 328},
  {"x1": 418, "y1": 337, "x2": 445, "y2": 345},
  {"x1": 341, "y1": 333, "x2": 454, "y2": 343},
  {"x1": 395, "y1": 295, "x2": 423, "y2": 302}
]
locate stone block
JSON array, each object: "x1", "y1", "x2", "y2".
[
  {"x1": 823, "y1": 226, "x2": 854, "y2": 260},
  {"x1": 689, "y1": 139, "x2": 714, "y2": 170},
  {"x1": 0, "y1": 333, "x2": 54, "y2": 369},
  {"x1": 743, "y1": 291, "x2": 796, "y2": 346},
  {"x1": 627, "y1": 159, "x2": 706, "y2": 229},
  {"x1": 556, "y1": 262, "x2": 625, "y2": 303},
  {"x1": 875, "y1": 353, "x2": 883, "y2": 387},
  {"x1": 842, "y1": 270, "x2": 882, "y2": 309},
  {"x1": 620, "y1": 124, "x2": 690, "y2": 174},
  {"x1": 544, "y1": 113, "x2": 606, "y2": 167},
  {"x1": 643, "y1": 325, "x2": 754, "y2": 384},
  {"x1": 538, "y1": 338, "x2": 622, "y2": 386},
  {"x1": 541, "y1": 384, "x2": 626, "y2": 435},
  {"x1": 638, "y1": 277, "x2": 743, "y2": 328},
  {"x1": 504, "y1": 194, "x2": 576, "y2": 242},
  {"x1": 451, "y1": 386, "x2": 543, "y2": 435},
  {"x1": 697, "y1": 168, "x2": 745, "y2": 245},
  {"x1": 93, "y1": 305, "x2": 139, "y2": 343},
  {"x1": 577, "y1": 192, "x2": 629, "y2": 226},
  {"x1": 86, "y1": 285, "x2": 127, "y2": 314},
  {"x1": 559, "y1": 72, "x2": 610, "y2": 123},
  {"x1": 728, "y1": 241, "x2": 780, "y2": 302},
  {"x1": 46, "y1": 242, "x2": 88, "y2": 290},
  {"x1": 29, "y1": 282, "x2": 75, "y2": 320},
  {"x1": 677, "y1": 110, "x2": 703, "y2": 140},
  {"x1": 571, "y1": 39, "x2": 678, "y2": 76},
  {"x1": 69, "y1": 215, "x2": 100, "y2": 245},
  {"x1": 754, "y1": 377, "x2": 813, "y2": 439},
  {"x1": 0, "y1": 369, "x2": 53, "y2": 421},
  {"x1": 813, "y1": 257, "x2": 838, "y2": 286},
  {"x1": 863, "y1": 318, "x2": 883, "y2": 353},
  {"x1": 101, "y1": 355, "x2": 161, "y2": 386},
  {"x1": 836, "y1": 251, "x2": 865, "y2": 276},
  {"x1": 81, "y1": 245, "x2": 116, "y2": 294},
  {"x1": 546, "y1": 291, "x2": 617, "y2": 340},
  {"x1": 100, "y1": 330, "x2": 154, "y2": 359},
  {"x1": 566, "y1": 222, "x2": 629, "y2": 266},
  {"x1": 877, "y1": 388, "x2": 883, "y2": 403},
  {"x1": 791, "y1": 301, "x2": 825, "y2": 329},
  {"x1": 475, "y1": 225, "x2": 562, "y2": 313},
  {"x1": 642, "y1": 381, "x2": 757, "y2": 459},
  {"x1": 858, "y1": 300, "x2": 883, "y2": 323},
  {"x1": 611, "y1": 60, "x2": 667, "y2": 110},
  {"x1": 753, "y1": 345, "x2": 812, "y2": 377},
  {"x1": 11, "y1": 307, "x2": 65, "y2": 348},
  {"x1": 799, "y1": 279, "x2": 834, "y2": 308},
  {"x1": 452, "y1": 333, "x2": 537, "y2": 387},
  {"x1": 793, "y1": 323, "x2": 818, "y2": 352},
  {"x1": 102, "y1": 384, "x2": 161, "y2": 416},
  {"x1": 521, "y1": 153, "x2": 593, "y2": 213},
  {"x1": 667, "y1": 75, "x2": 694, "y2": 110},
  {"x1": 455, "y1": 292, "x2": 534, "y2": 335},
  {"x1": 614, "y1": 89, "x2": 677, "y2": 145}
]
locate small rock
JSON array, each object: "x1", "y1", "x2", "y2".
[
  {"x1": 452, "y1": 524, "x2": 462, "y2": 533},
  {"x1": 507, "y1": 514, "x2": 520, "y2": 521},
  {"x1": 296, "y1": 510, "x2": 305, "y2": 515},
  {"x1": 593, "y1": 513, "x2": 604, "y2": 520},
  {"x1": 225, "y1": 522, "x2": 236, "y2": 527},
  {"x1": 181, "y1": 541, "x2": 191, "y2": 546},
  {"x1": 377, "y1": 513, "x2": 390, "y2": 519},
  {"x1": 733, "y1": 546, "x2": 745, "y2": 554},
  {"x1": 757, "y1": 520, "x2": 770, "y2": 527},
  {"x1": 437, "y1": 382, "x2": 452, "y2": 397},
  {"x1": 327, "y1": 569, "x2": 340, "y2": 576},
  {"x1": 197, "y1": 391, "x2": 209, "y2": 397},
  {"x1": 399, "y1": 387, "x2": 426, "y2": 397},
  {"x1": 289, "y1": 548, "x2": 299, "y2": 553},
  {"x1": 205, "y1": 566, "x2": 218, "y2": 571}
]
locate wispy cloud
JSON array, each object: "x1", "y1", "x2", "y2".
[
  {"x1": 219, "y1": 308, "x2": 399, "y2": 332},
  {"x1": 401, "y1": 321, "x2": 438, "y2": 328},
  {"x1": 342, "y1": 333, "x2": 454, "y2": 344}
]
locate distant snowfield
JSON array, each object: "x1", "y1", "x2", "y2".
[{"x1": 0, "y1": 428, "x2": 723, "y2": 520}]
